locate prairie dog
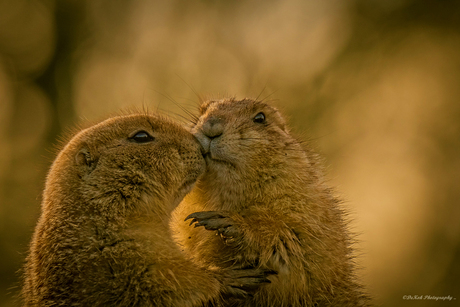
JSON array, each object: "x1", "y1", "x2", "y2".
[
  {"x1": 172, "y1": 98, "x2": 371, "y2": 306},
  {"x1": 22, "y1": 112, "x2": 271, "y2": 306}
]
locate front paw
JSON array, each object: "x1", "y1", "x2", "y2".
[
  {"x1": 185, "y1": 211, "x2": 241, "y2": 244},
  {"x1": 222, "y1": 267, "x2": 276, "y2": 298}
]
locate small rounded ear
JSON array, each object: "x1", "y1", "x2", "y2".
[
  {"x1": 75, "y1": 147, "x2": 98, "y2": 174},
  {"x1": 272, "y1": 108, "x2": 288, "y2": 132}
]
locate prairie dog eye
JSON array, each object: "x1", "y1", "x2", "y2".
[
  {"x1": 129, "y1": 131, "x2": 155, "y2": 143},
  {"x1": 253, "y1": 112, "x2": 266, "y2": 124}
]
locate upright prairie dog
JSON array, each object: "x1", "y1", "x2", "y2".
[
  {"x1": 22, "y1": 113, "x2": 272, "y2": 306},
  {"x1": 172, "y1": 98, "x2": 371, "y2": 306}
]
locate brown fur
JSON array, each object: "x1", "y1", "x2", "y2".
[
  {"x1": 172, "y1": 98, "x2": 371, "y2": 306},
  {"x1": 22, "y1": 112, "x2": 271, "y2": 306}
]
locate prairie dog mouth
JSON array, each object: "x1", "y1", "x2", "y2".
[{"x1": 204, "y1": 154, "x2": 236, "y2": 169}]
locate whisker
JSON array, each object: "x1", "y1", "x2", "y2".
[
  {"x1": 255, "y1": 84, "x2": 267, "y2": 101},
  {"x1": 175, "y1": 74, "x2": 204, "y2": 103},
  {"x1": 151, "y1": 89, "x2": 199, "y2": 123},
  {"x1": 175, "y1": 96, "x2": 200, "y2": 109},
  {"x1": 155, "y1": 107, "x2": 196, "y2": 126},
  {"x1": 165, "y1": 93, "x2": 199, "y2": 123},
  {"x1": 260, "y1": 89, "x2": 279, "y2": 102},
  {"x1": 233, "y1": 120, "x2": 250, "y2": 131}
]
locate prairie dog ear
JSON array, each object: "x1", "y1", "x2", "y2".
[
  {"x1": 75, "y1": 147, "x2": 98, "y2": 174},
  {"x1": 271, "y1": 108, "x2": 288, "y2": 133}
]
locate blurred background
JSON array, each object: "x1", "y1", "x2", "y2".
[{"x1": 1, "y1": 0, "x2": 459, "y2": 306}]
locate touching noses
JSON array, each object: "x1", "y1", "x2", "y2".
[
  {"x1": 193, "y1": 117, "x2": 224, "y2": 155},
  {"x1": 202, "y1": 117, "x2": 224, "y2": 139}
]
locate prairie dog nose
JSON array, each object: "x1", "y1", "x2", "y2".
[{"x1": 201, "y1": 117, "x2": 224, "y2": 139}]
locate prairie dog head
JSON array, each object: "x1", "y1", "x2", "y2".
[
  {"x1": 46, "y1": 113, "x2": 205, "y2": 218},
  {"x1": 192, "y1": 98, "x2": 307, "y2": 193}
]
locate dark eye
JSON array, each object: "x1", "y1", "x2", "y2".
[
  {"x1": 129, "y1": 131, "x2": 155, "y2": 143},
  {"x1": 253, "y1": 112, "x2": 266, "y2": 124}
]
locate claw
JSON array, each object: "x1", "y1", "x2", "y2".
[
  {"x1": 185, "y1": 211, "x2": 243, "y2": 245},
  {"x1": 185, "y1": 211, "x2": 233, "y2": 230},
  {"x1": 224, "y1": 268, "x2": 276, "y2": 298},
  {"x1": 264, "y1": 270, "x2": 278, "y2": 276},
  {"x1": 185, "y1": 211, "x2": 227, "y2": 222}
]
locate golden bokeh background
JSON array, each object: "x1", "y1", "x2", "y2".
[{"x1": 1, "y1": 0, "x2": 459, "y2": 306}]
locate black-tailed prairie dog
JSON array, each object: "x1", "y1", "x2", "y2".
[
  {"x1": 22, "y1": 112, "x2": 272, "y2": 307},
  {"x1": 172, "y1": 98, "x2": 371, "y2": 306}
]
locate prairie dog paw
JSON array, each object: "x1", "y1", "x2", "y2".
[
  {"x1": 185, "y1": 211, "x2": 242, "y2": 244},
  {"x1": 222, "y1": 268, "x2": 276, "y2": 298}
]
